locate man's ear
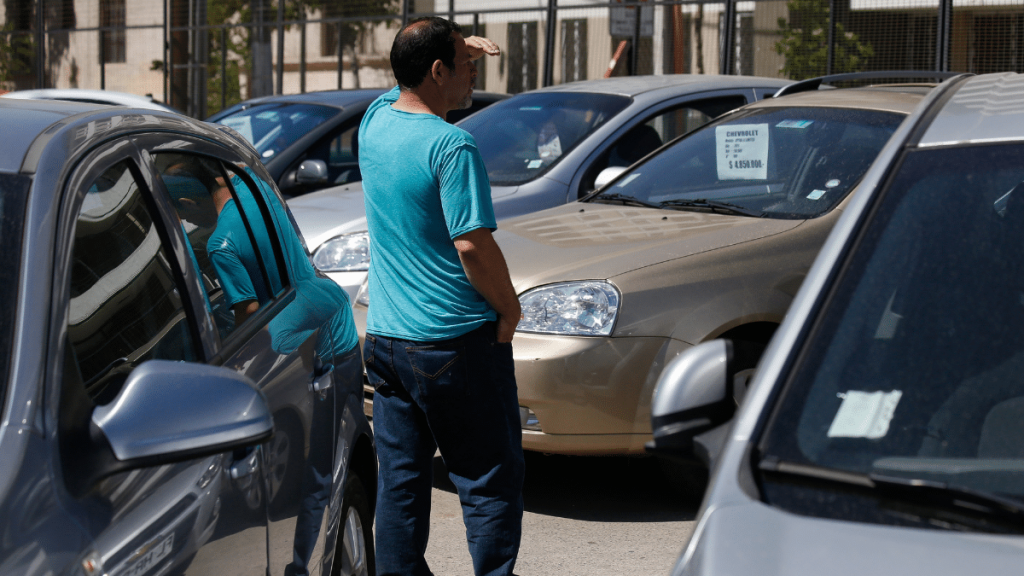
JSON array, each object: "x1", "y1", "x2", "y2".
[{"x1": 430, "y1": 59, "x2": 446, "y2": 84}]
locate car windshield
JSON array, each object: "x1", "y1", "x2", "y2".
[
  {"x1": 215, "y1": 102, "x2": 338, "y2": 160},
  {"x1": 759, "y1": 143, "x2": 1024, "y2": 503},
  {"x1": 588, "y1": 107, "x2": 904, "y2": 219},
  {"x1": 0, "y1": 174, "x2": 29, "y2": 412},
  {"x1": 459, "y1": 92, "x2": 631, "y2": 185}
]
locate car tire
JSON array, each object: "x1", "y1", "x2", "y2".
[{"x1": 333, "y1": 474, "x2": 375, "y2": 576}]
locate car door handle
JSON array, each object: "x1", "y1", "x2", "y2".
[{"x1": 310, "y1": 363, "x2": 334, "y2": 393}]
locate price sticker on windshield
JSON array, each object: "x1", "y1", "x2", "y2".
[{"x1": 716, "y1": 124, "x2": 769, "y2": 180}]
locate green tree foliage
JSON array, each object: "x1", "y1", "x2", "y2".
[
  {"x1": 0, "y1": 24, "x2": 34, "y2": 89},
  {"x1": 774, "y1": 0, "x2": 873, "y2": 80}
]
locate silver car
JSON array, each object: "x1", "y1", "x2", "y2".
[
  {"x1": 0, "y1": 98, "x2": 376, "y2": 576},
  {"x1": 290, "y1": 74, "x2": 790, "y2": 298},
  {"x1": 651, "y1": 71, "x2": 1024, "y2": 575}
]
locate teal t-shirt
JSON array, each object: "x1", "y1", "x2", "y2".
[{"x1": 360, "y1": 86, "x2": 497, "y2": 341}]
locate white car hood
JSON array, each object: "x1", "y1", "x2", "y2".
[
  {"x1": 681, "y1": 499, "x2": 1024, "y2": 576},
  {"x1": 287, "y1": 183, "x2": 367, "y2": 248}
]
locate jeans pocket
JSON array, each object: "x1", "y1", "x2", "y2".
[
  {"x1": 363, "y1": 335, "x2": 376, "y2": 366},
  {"x1": 406, "y1": 343, "x2": 469, "y2": 398}
]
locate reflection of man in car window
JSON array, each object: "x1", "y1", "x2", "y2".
[{"x1": 165, "y1": 162, "x2": 270, "y2": 325}]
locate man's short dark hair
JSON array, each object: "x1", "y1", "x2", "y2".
[{"x1": 390, "y1": 17, "x2": 463, "y2": 89}]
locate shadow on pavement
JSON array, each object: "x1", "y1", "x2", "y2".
[{"x1": 432, "y1": 452, "x2": 701, "y2": 523}]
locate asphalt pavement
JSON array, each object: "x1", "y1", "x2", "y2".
[{"x1": 419, "y1": 451, "x2": 700, "y2": 576}]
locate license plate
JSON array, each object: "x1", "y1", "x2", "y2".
[{"x1": 123, "y1": 533, "x2": 174, "y2": 576}]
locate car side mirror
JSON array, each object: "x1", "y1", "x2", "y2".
[
  {"x1": 68, "y1": 360, "x2": 273, "y2": 496},
  {"x1": 296, "y1": 159, "x2": 329, "y2": 184},
  {"x1": 647, "y1": 340, "x2": 738, "y2": 463},
  {"x1": 594, "y1": 166, "x2": 628, "y2": 190}
]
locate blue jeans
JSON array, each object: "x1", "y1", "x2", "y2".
[{"x1": 365, "y1": 322, "x2": 525, "y2": 576}]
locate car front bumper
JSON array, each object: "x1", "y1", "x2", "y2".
[{"x1": 513, "y1": 332, "x2": 679, "y2": 455}]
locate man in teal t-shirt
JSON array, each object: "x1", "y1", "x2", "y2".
[{"x1": 359, "y1": 17, "x2": 524, "y2": 576}]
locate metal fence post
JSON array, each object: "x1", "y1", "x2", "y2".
[
  {"x1": 720, "y1": 0, "x2": 736, "y2": 74},
  {"x1": 543, "y1": 0, "x2": 556, "y2": 86},
  {"x1": 936, "y1": 0, "x2": 952, "y2": 71},
  {"x1": 827, "y1": 0, "x2": 835, "y2": 75},
  {"x1": 35, "y1": 0, "x2": 45, "y2": 88},
  {"x1": 337, "y1": 22, "x2": 343, "y2": 89},
  {"x1": 276, "y1": 0, "x2": 284, "y2": 94},
  {"x1": 221, "y1": 26, "x2": 228, "y2": 111},
  {"x1": 300, "y1": 22, "x2": 306, "y2": 93},
  {"x1": 164, "y1": 0, "x2": 169, "y2": 103}
]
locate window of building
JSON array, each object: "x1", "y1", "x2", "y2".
[
  {"x1": 561, "y1": 19, "x2": 588, "y2": 83},
  {"x1": 100, "y1": 0, "x2": 126, "y2": 64},
  {"x1": 507, "y1": 21, "x2": 539, "y2": 94}
]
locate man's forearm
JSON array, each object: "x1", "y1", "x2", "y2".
[{"x1": 454, "y1": 228, "x2": 521, "y2": 339}]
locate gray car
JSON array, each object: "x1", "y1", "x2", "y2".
[
  {"x1": 291, "y1": 74, "x2": 790, "y2": 298},
  {"x1": 650, "y1": 71, "x2": 1024, "y2": 574},
  {"x1": 0, "y1": 99, "x2": 376, "y2": 576},
  {"x1": 207, "y1": 89, "x2": 507, "y2": 198}
]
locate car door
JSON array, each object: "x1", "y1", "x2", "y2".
[
  {"x1": 572, "y1": 92, "x2": 753, "y2": 199},
  {"x1": 56, "y1": 142, "x2": 272, "y2": 576},
  {"x1": 139, "y1": 134, "x2": 352, "y2": 576}
]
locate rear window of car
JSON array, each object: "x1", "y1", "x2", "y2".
[
  {"x1": 216, "y1": 103, "x2": 339, "y2": 161},
  {"x1": 0, "y1": 173, "x2": 30, "y2": 410},
  {"x1": 459, "y1": 92, "x2": 631, "y2": 186}
]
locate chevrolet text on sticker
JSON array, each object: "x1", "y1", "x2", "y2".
[{"x1": 716, "y1": 124, "x2": 769, "y2": 180}]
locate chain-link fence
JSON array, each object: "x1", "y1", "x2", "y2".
[{"x1": 2, "y1": 0, "x2": 1023, "y2": 118}]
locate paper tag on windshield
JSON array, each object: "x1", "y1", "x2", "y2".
[
  {"x1": 827, "y1": 390, "x2": 903, "y2": 439},
  {"x1": 717, "y1": 124, "x2": 769, "y2": 180}
]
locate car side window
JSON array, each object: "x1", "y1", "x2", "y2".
[
  {"x1": 580, "y1": 96, "x2": 748, "y2": 197},
  {"x1": 66, "y1": 160, "x2": 198, "y2": 404},
  {"x1": 283, "y1": 120, "x2": 362, "y2": 194},
  {"x1": 153, "y1": 152, "x2": 287, "y2": 339}
]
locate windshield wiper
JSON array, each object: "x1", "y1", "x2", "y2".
[
  {"x1": 659, "y1": 198, "x2": 763, "y2": 217},
  {"x1": 588, "y1": 193, "x2": 662, "y2": 209},
  {"x1": 869, "y1": 473, "x2": 1024, "y2": 521},
  {"x1": 760, "y1": 458, "x2": 1024, "y2": 525}
]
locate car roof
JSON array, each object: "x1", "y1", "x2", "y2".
[
  {"x1": 745, "y1": 85, "x2": 929, "y2": 115},
  {"x1": 531, "y1": 74, "x2": 791, "y2": 98},
  {"x1": 228, "y1": 88, "x2": 387, "y2": 109},
  {"x1": 2, "y1": 88, "x2": 178, "y2": 112},
  {"x1": 225, "y1": 88, "x2": 508, "y2": 109},
  {"x1": 919, "y1": 72, "x2": 1024, "y2": 147},
  {"x1": 0, "y1": 98, "x2": 238, "y2": 177}
]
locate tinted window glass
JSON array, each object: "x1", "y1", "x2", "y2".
[
  {"x1": 154, "y1": 153, "x2": 287, "y2": 337},
  {"x1": 459, "y1": 92, "x2": 631, "y2": 185},
  {"x1": 0, "y1": 173, "x2": 29, "y2": 413},
  {"x1": 67, "y1": 161, "x2": 197, "y2": 403},
  {"x1": 216, "y1": 103, "x2": 338, "y2": 161},
  {"x1": 593, "y1": 107, "x2": 904, "y2": 219},
  {"x1": 760, "y1": 144, "x2": 1024, "y2": 499}
]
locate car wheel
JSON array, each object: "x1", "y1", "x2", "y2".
[
  {"x1": 267, "y1": 414, "x2": 303, "y2": 518},
  {"x1": 333, "y1": 474, "x2": 375, "y2": 576}
]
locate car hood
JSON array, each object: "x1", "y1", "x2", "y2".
[
  {"x1": 495, "y1": 203, "x2": 801, "y2": 292},
  {"x1": 681, "y1": 499, "x2": 1024, "y2": 575},
  {"x1": 286, "y1": 183, "x2": 367, "y2": 248}
]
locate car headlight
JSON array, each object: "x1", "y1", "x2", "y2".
[
  {"x1": 312, "y1": 232, "x2": 370, "y2": 272},
  {"x1": 517, "y1": 281, "x2": 620, "y2": 336}
]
